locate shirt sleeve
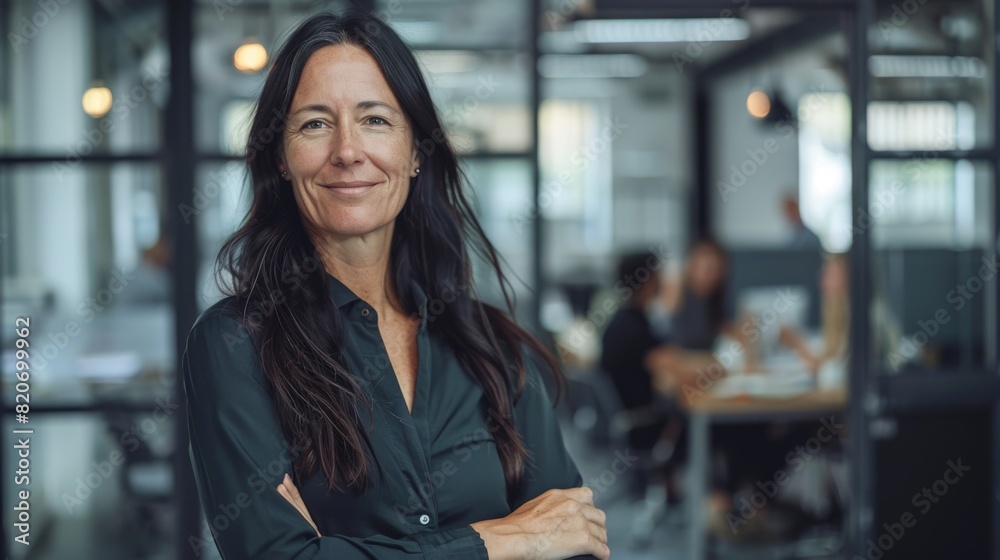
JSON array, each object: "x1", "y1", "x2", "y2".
[
  {"x1": 506, "y1": 349, "x2": 585, "y2": 512},
  {"x1": 182, "y1": 307, "x2": 488, "y2": 560}
]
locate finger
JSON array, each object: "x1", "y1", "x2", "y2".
[
  {"x1": 565, "y1": 486, "x2": 595, "y2": 506},
  {"x1": 280, "y1": 476, "x2": 306, "y2": 509},
  {"x1": 279, "y1": 478, "x2": 322, "y2": 536},
  {"x1": 283, "y1": 474, "x2": 303, "y2": 501},
  {"x1": 579, "y1": 504, "x2": 607, "y2": 528},
  {"x1": 277, "y1": 483, "x2": 308, "y2": 517},
  {"x1": 277, "y1": 484, "x2": 300, "y2": 510},
  {"x1": 595, "y1": 539, "x2": 612, "y2": 560},
  {"x1": 589, "y1": 535, "x2": 611, "y2": 560},
  {"x1": 584, "y1": 517, "x2": 608, "y2": 544},
  {"x1": 571, "y1": 533, "x2": 610, "y2": 560}
]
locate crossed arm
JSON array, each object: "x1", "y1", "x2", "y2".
[{"x1": 184, "y1": 310, "x2": 608, "y2": 560}]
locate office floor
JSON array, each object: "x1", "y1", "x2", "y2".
[{"x1": 561, "y1": 421, "x2": 847, "y2": 560}]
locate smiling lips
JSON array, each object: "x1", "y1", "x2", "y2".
[{"x1": 322, "y1": 181, "x2": 378, "y2": 195}]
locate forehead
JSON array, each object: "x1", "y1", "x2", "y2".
[{"x1": 292, "y1": 44, "x2": 397, "y2": 105}]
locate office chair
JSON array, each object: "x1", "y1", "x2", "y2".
[
  {"x1": 563, "y1": 367, "x2": 682, "y2": 549},
  {"x1": 103, "y1": 409, "x2": 175, "y2": 555}
]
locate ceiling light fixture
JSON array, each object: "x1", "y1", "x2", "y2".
[{"x1": 574, "y1": 18, "x2": 750, "y2": 43}]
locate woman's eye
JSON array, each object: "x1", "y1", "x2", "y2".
[
  {"x1": 366, "y1": 116, "x2": 387, "y2": 126},
  {"x1": 303, "y1": 120, "x2": 325, "y2": 130}
]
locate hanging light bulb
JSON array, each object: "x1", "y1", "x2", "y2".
[
  {"x1": 234, "y1": 41, "x2": 268, "y2": 73},
  {"x1": 82, "y1": 85, "x2": 113, "y2": 118},
  {"x1": 746, "y1": 89, "x2": 771, "y2": 119}
]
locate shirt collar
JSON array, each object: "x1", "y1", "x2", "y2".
[{"x1": 324, "y1": 272, "x2": 429, "y2": 331}]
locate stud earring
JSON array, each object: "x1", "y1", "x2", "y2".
[
  {"x1": 415, "y1": 167, "x2": 421, "y2": 175},
  {"x1": 281, "y1": 170, "x2": 287, "y2": 178}
]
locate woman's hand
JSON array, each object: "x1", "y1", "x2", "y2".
[
  {"x1": 470, "y1": 487, "x2": 609, "y2": 560},
  {"x1": 779, "y1": 325, "x2": 821, "y2": 374},
  {"x1": 277, "y1": 473, "x2": 320, "y2": 537}
]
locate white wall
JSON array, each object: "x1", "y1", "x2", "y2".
[
  {"x1": 709, "y1": 71, "x2": 800, "y2": 247},
  {"x1": 709, "y1": 47, "x2": 847, "y2": 248}
]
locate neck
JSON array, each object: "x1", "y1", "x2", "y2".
[{"x1": 310, "y1": 222, "x2": 402, "y2": 316}]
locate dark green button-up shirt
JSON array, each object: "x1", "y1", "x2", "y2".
[{"x1": 183, "y1": 272, "x2": 584, "y2": 559}]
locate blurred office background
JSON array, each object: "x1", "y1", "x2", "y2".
[{"x1": 1, "y1": 0, "x2": 997, "y2": 558}]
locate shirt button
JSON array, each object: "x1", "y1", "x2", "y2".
[
  {"x1": 361, "y1": 308, "x2": 370, "y2": 317},
  {"x1": 419, "y1": 514, "x2": 430, "y2": 525}
]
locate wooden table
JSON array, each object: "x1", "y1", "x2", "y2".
[{"x1": 680, "y1": 388, "x2": 848, "y2": 560}]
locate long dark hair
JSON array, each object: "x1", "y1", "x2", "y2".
[
  {"x1": 685, "y1": 236, "x2": 729, "y2": 328},
  {"x1": 215, "y1": 10, "x2": 563, "y2": 499}
]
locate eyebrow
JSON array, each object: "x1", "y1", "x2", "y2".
[{"x1": 290, "y1": 101, "x2": 401, "y2": 117}]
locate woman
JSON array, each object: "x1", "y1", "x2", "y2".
[
  {"x1": 182, "y1": 11, "x2": 608, "y2": 560},
  {"x1": 647, "y1": 237, "x2": 755, "y2": 388},
  {"x1": 779, "y1": 252, "x2": 850, "y2": 375},
  {"x1": 664, "y1": 237, "x2": 733, "y2": 351},
  {"x1": 779, "y1": 252, "x2": 900, "y2": 379}
]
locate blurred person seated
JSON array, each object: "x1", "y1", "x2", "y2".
[
  {"x1": 778, "y1": 253, "x2": 902, "y2": 383},
  {"x1": 777, "y1": 252, "x2": 848, "y2": 384},
  {"x1": 599, "y1": 251, "x2": 675, "y2": 454},
  {"x1": 647, "y1": 237, "x2": 756, "y2": 391}
]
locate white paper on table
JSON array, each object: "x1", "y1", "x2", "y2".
[{"x1": 711, "y1": 370, "x2": 815, "y2": 399}]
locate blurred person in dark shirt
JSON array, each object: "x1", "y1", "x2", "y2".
[
  {"x1": 600, "y1": 251, "x2": 668, "y2": 415},
  {"x1": 599, "y1": 251, "x2": 681, "y2": 485}
]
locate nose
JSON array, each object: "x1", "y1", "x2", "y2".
[{"x1": 330, "y1": 124, "x2": 365, "y2": 167}]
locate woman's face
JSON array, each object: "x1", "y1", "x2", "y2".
[
  {"x1": 687, "y1": 244, "x2": 724, "y2": 295},
  {"x1": 281, "y1": 44, "x2": 420, "y2": 240}
]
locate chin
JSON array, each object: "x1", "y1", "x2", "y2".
[{"x1": 319, "y1": 211, "x2": 394, "y2": 237}]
